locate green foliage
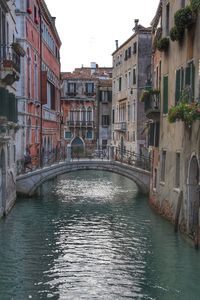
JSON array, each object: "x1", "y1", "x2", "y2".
[
  {"x1": 169, "y1": 26, "x2": 184, "y2": 41},
  {"x1": 140, "y1": 89, "x2": 160, "y2": 102},
  {"x1": 190, "y1": 0, "x2": 200, "y2": 11},
  {"x1": 168, "y1": 102, "x2": 200, "y2": 126},
  {"x1": 156, "y1": 37, "x2": 169, "y2": 52},
  {"x1": 175, "y1": 6, "x2": 195, "y2": 31}
]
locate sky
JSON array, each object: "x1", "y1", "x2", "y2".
[{"x1": 45, "y1": 0, "x2": 159, "y2": 72}]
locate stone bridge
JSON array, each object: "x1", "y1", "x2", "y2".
[{"x1": 16, "y1": 159, "x2": 150, "y2": 196}]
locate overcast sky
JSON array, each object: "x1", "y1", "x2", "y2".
[{"x1": 45, "y1": 0, "x2": 159, "y2": 72}]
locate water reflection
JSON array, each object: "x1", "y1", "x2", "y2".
[{"x1": 0, "y1": 171, "x2": 200, "y2": 299}]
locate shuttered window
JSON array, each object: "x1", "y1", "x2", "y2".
[
  {"x1": 163, "y1": 75, "x2": 168, "y2": 114},
  {"x1": 175, "y1": 69, "x2": 181, "y2": 104}
]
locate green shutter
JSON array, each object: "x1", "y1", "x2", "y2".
[
  {"x1": 185, "y1": 65, "x2": 190, "y2": 86},
  {"x1": 0, "y1": 88, "x2": 9, "y2": 120},
  {"x1": 181, "y1": 67, "x2": 184, "y2": 91},
  {"x1": 163, "y1": 75, "x2": 168, "y2": 114},
  {"x1": 191, "y1": 62, "x2": 195, "y2": 101},
  {"x1": 108, "y1": 91, "x2": 112, "y2": 102},
  {"x1": 175, "y1": 69, "x2": 181, "y2": 104}
]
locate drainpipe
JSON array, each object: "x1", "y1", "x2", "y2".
[{"x1": 39, "y1": 6, "x2": 43, "y2": 168}]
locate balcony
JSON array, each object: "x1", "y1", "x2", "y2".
[
  {"x1": 114, "y1": 122, "x2": 127, "y2": 131},
  {"x1": 0, "y1": 44, "x2": 24, "y2": 85},
  {"x1": 141, "y1": 90, "x2": 160, "y2": 121},
  {"x1": 67, "y1": 120, "x2": 94, "y2": 128}
]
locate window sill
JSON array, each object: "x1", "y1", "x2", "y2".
[{"x1": 160, "y1": 181, "x2": 165, "y2": 186}]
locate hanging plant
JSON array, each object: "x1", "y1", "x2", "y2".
[
  {"x1": 175, "y1": 6, "x2": 196, "y2": 31},
  {"x1": 156, "y1": 37, "x2": 169, "y2": 52},
  {"x1": 140, "y1": 89, "x2": 160, "y2": 102},
  {"x1": 170, "y1": 26, "x2": 184, "y2": 41},
  {"x1": 190, "y1": 0, "x2": 200, "y2": 11},
  {"x1": 168, "y1": 102, "x2": 200, "y2": 126}
]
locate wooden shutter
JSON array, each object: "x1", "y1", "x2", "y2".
[
  {"x1": 41, "y1": 71, "x2": 47, "y2": 104},
  {"x1": 185, "y1": 65, "x2": 190, "y2": 86},
  {"x1": 191, "y1": 62, "x2": 195, "y2": 101},
  {"x1": 108, "y1": 91, "x2": 112, "y2": 102},
  {"x1": 175, "y1": 69, "x2": 180, "y2": 104},
  {"x1": 163, "y1": 75, "x2": 168, "y2": 114}
]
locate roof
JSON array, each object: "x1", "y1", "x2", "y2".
[
  {"x1": 112, "y1": 25, "x2": 152, "y2": 56},
  {"x1": 151, "y1": 0, "x2": 162, "y2": 32}
]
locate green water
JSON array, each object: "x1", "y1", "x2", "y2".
[{"x1": 0, "y1": 170, "x2": 200, "y2": 300}]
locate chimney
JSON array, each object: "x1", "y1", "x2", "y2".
[
  {"x1": 115, "y1": 40, "x2": 118, "y2": 50},
  {"x1": 133, "y1": 19, "x2": 139, "y2": 32},
  {"x1": 52, "y1": 17, "x2": 56, "y2": 25}
]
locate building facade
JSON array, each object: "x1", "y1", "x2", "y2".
[
  {"x1": 112, "y1": 21, "x2": 152, "y2": 155},
  {"x1": 149, "y1": 0, "x2": 200, "y2": 244},
  {"x1": 61, "y1": 64, "x2": 112, "y2": 156},
  {"x1": 15, "y1": 0, "x2": 61, "y2": 170},
  {"x1": 0, "y1": 0, "x2": 24, "y2": 216}
]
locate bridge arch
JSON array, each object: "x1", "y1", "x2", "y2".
[{"x1": 16, "y1": 160, "x2": 150, "y2": 196}]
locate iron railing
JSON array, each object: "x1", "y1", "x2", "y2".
[
  {"x1": 114, "y1": 146, "x2": 151, "y2": 171},
  {"x1": 16, "y1": 145, "x2": 151, "y2": 175},
  {"x1": 0, "y1": 45, "x2": 21, "y2": 73}
]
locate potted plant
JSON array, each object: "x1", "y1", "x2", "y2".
[
  {"x1": 168, "y1": 101, "x2": 200, "y2": 126},
  {"x1": 156, "y1": 37, "x2": 169, "y2": 52},
  {"x1": 175, "y1": 5, "x2": 196, "y2": 31},
  {"x1": 35, "y1": 19, "x2": 39, "y2": 25},
  {"x1": 190, "y1": 0, "x2": 200, "y2": 12},
  {"x1": 170, "y1": 26, "x2": 184, "y2": 42}
]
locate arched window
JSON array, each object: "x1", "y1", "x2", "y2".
[{"x1": 87, "y1": 107, "x2": 92, "y2": 122}]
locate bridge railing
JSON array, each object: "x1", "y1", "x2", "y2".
[
  {"x1": 114, "y1": 147, "x2": 151, "y2": 171},
  {"x1": 16, "y1": 144, "x2": 151, "y2": 175}
]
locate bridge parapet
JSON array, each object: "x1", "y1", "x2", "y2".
[{"x1": 16, "y1": 159, "x2": 150, "y2": 196}]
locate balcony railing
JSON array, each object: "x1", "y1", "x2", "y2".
[
  {"x1": 1, "y1": 45, "x2": 21, "y2": 73},
  {"x1": 144, "y1": 94, "x2": 160, "y2": 121},
  {"x1": 114, "y1": 122, "x2": 127, "y2": 131},
  {"x1": 67, "y1": 120, "x2": 94, "y2": 128}
]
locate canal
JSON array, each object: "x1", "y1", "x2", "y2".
[{"x1": 0, "y1": 170, "x2": 200, "y2": 300}]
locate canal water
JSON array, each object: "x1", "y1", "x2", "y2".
[{"x1": 0, "y1": 171, "x2": 200, "y2": 300}]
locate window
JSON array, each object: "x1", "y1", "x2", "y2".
[
  {"x1": 133, "y1": 68, "x2": 136, "y2": 85},
  {"x1": 161, "y1": 150, "x2": 166, "y2": 182},
  {"x1": 101, "y1": 90, "x2": 111, "y2": 103},
  {"x1": 102, "y1": 115, "x2": 110, "y2": 126},
  {"x1": 87, "y1": 107, "x2": 92, "y2": 122},
  {"x1": 175, "y1": 67, "x2": 184, "y2": 104},
  {"x1": 47, "y1": 81, "x2": 56, "y2": 110},
  {"x1": 163, "y1": 75, "x2": 168, "y2": 114},
  {"x1": 124, "y1": 49, "x2": 128, "y2": 61},
  {"x1": 133, "y1": 131, "x2": 136, "y2": 142},
  {"x1": 128, "y1": 47, "x2": 131, "y2": 58},
  {"x1": 67, "y1": 82, "x2": 76, "y2": 95},
  {"x1": 132, "y1": 101, "x2": 136, "y2": 122},
  {"x1": 65, "y1": 131, "x2": 72, "y2": 139},
  {"x1": 175, "y1": 152, "x2": 181, "y2": 188},
  {"x1": 133, "y1": 42, "x2": 137, "y2": 54},
  {"x1": 86, "y1": 130, "x2": 93, "y2": 139},
  {"x1": 112, "y1": 109, "x2": 115, "y2": 124},
  {"x1": 128, "y1": 71, "x2": 131, "y2": 88},
  {"x1": 185, "y1": 61, "x2": 195, "y2": 101},
  {"x1": 128, "y1": 104, "x2": 130, "y2": 122},
  {"x1": 102, "y1": 139, "x2": 107, "y2": 149},
  {"x1": 119, "y1": 77, "x2": 122, "y2": 91},
  {"x1": 86, "y1": 82, "x2": 94, "y2": 95}
]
